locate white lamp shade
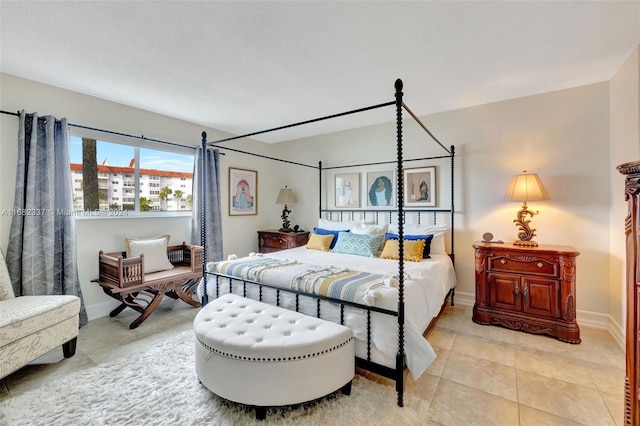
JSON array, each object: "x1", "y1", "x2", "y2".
[
  {"x1": 504, "y1": 172, "x2": 549, "y2": 202},
  {"x1": 276, "y1": 187, "x2": 296, "y2": 204}
]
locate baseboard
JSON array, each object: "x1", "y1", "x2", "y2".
[
  {"x1": 453, "y1": 291, "x2": 625, "y2": 350},
  {"x1": 86, "y1": 300, "x2": 120, "y2": 322},
  {"x1": 451, "y1": 290, "x2": 474, "y2": 307},
  {"x1": 607, "y1": 317, "x2": 625, "y2": 350}
]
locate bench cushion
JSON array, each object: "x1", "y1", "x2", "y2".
[{"x1": 194, "y1": 294, "x2": 353, "y2": 361}]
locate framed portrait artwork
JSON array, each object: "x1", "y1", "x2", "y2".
[
  {"x1": 229, "y1": 167, "x2": 257, "y2": 216},
  {"x1": 335, "y1": 173, "x2": 360, "y2": 208},
  {"x1": 404, "y1": 166, "x2": 436, "y2": 207},
  {"x1": 366, "y1": 170, "x2": 394, "y2": 207}
]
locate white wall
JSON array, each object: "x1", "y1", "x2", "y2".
[
  {"x1": 0, "y1": 73, "x2": 288, "y2": 319},
  {"x1": 272, "y1": 82, "x2": 612, "y2": 323},
  {"x1": 609, "y1": 46, "x2": 640, "y2": 342},
  {"x1": 0, "y1": 70, "x2": 630, "y2": 330}
]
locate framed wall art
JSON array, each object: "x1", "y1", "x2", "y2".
[
  {"x1": 229, "y1": 167, "x2": 257, "y2": 215},
  {"x1": 404, "y1": 166, "x2": 436, "y2": 207},
  {"x1": 366, "y1": 170, "x2": 394, "y2": 207},
  {"x1": 335, "y1": 173, "x2": 360, "y2": 208}
]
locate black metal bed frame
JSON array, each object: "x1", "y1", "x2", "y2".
[{"x1": 199, "y1": 79, "x2": 455, "y2": 407}]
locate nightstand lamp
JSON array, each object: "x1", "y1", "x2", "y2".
[
  {"x1": 276, "y1": 186, "x2": 296, "y2": 232},
  {"x1": 504, "y1": 170, "x2": 549, "y2": 247}
]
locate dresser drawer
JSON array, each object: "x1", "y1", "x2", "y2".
[
  {"x1": 258, "y1": 230, "x2": 309, "y2": 253},
  {"x1": 262, "y1": 235, "x2": 289, "y2": 249},
  {"x1": 488, "y1": 254, "x2": 558, "y2": 277}
]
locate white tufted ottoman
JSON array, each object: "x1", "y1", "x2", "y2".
[{"x1": 194, "y1": 293, "x2": 355, "y2": 420}]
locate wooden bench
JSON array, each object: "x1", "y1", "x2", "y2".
[{"x1": 93, "y1": 243, "x2": 203, "y2": 329}]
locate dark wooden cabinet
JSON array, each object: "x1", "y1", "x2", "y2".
[
  {"x1": 258, "y1": 230, "x2": 309, "y2": 253},
  {"x1": 473, "y1": 242, "x2": 580, "y2": 343},
  {"x1": 618, "y1": 161, "x2": 640, "y2": 426}
]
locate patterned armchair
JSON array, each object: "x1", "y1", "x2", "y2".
[{"x1": 0, "y1": 250, "x2": 80, "y2": 379}]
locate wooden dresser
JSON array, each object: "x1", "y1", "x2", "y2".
[
  {"x1": 257, "y1": 230, "x2": 309, "y2": 253},
  {"x1": 472, "y1": 242, "x2": 580, "y2": 343},
  {"x1": 618, "y1": 161, "x2": 640, "y2": 426}
]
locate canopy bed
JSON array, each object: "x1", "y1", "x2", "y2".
[{"x1": 198, "y1": 79, "x2": 456, "y2": 407}]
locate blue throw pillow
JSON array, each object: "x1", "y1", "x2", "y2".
[
  {"x1": 332, "y1": 232, "x2": 385, "y2": 258},
  {"x1": 314, "y1": 227, "x2": 349, "y2": 249},
  {"x1": 384, "y1": 233, "x2": 433, "y2": 259}
]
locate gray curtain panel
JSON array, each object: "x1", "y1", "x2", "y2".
[
  {"x1": 191, "y1": 147, "x2": 223, "y2": 263},
  {"x1": 6, "y1": 112, "x2": 88, "y2": 327}
]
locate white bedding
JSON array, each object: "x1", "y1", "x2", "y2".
[{"x1": 199, "y1": 247, "x2": 456, "y2": 379}]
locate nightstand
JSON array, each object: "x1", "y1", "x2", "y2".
[
  {"x1": 472, "y1": 242, "x2": 581, "y2": 343},
  {"x1": 257, "y1": 230, "x2": 309, "y2": 253}
]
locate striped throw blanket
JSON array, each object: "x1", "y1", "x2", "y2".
[
  {"x1": 291, "y1": 266, "x2": 387, "y2": 305},
  {"x1": 214, "y1": 257, "x2": 298, "y2": 282},
  {"x1": 212, "y1": 255, "x2": 391, "y2": 306}
]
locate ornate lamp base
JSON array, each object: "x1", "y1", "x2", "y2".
[
  {"x1": 279, "y1": 204, "x2": 292, "y2": 233},
  {"x1": 513, "y1": 239, "x2": 539, "y2": 247},
  {"x1": 512, "y1": 202, "x2": 540, "y2": 246}
]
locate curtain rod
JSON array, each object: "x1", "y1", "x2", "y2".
[{"x1": 0, "y1": 109, "x2": 197, "y2": 151}]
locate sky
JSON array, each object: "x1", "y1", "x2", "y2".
[{"x1": 69, "y1": 136, "x2": 194, "y2": 173}]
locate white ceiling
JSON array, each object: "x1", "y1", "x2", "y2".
[{"x1": 1, "y1": 1, "x2": 639, "y2": 143}]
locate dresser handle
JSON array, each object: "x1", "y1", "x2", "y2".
[
  {"x1": 500, "y1": 259, "x2": 507, "y2": 265},
  {"x1": 537, "y1": 262, "x2": 544, "y2": 268},
  {"x1": 524, "y1": 283, "x2": 529, "y2": 301},
  {"x1": 514, "y1": 283, "x2": 519, "y2": 297}
]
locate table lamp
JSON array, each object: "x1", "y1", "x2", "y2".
[
  {"x1": 503, "y1": 170, "x2": 549, "y2": 247},
  {"x1": 276, "y1": 186, "x2": 296, "y2": 232}
]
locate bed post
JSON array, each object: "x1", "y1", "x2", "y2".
[
  {"x1": 318, "y1": 161, "x2": 323, "y2": 218},
  {"x1": 394, "y1": 78, "x2": 405, "y2": 408},
  {"x1": 201, "y1": 131, "x2": 209, "y2": 306}
]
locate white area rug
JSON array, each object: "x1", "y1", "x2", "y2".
[{"x1": 0, "y1": 331, "x2": 432, "y2": 425}]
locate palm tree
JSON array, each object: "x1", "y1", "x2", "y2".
[
  {"x1": 158, "y1": 186, "x2": 172, "y2": 211},
  {"x1": 174, "y1": 189, "x2": 184, "y2": 209},
  {"x1": 139, "y1": 196, "x2": 153, "y2": 212}
]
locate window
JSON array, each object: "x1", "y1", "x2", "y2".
[{"x1": 69, "y1": 136, "x2": 194, "y2": 214}]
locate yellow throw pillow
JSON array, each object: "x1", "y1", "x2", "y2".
[
  {"x1": 306, "y1": 233, "x2": 334, "y2": 251},
  {"x1": 380, "y1": 239, "x2": 425, "y2": 262}
]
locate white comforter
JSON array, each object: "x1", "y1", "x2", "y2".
[{"x1": 199, "y1": 247, "x2": 456, "y2": 379}]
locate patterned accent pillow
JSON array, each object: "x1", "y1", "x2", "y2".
[
  {"x1": 0, "y1": 248, "x2": 15, "y2": 300},
  {"x1": 306, "y1": 233, "x2": 334, "y2": 251},
  {"x1": 380, "y1": 239, "x2": 426, "y2": 262},
  {"x1": 332, "y1": 232, "x2": 385, "y2": 258}
]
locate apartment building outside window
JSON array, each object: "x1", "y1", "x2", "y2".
[{"x1": 69, "y1": 135, "x2": 194, "y2": 214}]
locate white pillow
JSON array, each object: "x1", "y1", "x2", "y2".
[
  {"x1": 351, "y1": 223, "x2": 389, "y2": 235},
  {"x1": 128, "y1": 237, "x2": 174, "y2": 273},
  {"x1": 317, "y1": 218, "x2": 361, "y2": 231},
  {"x1": 387, "y1": 224, "x2": 448, "y2": 254},
  {"x1": 125, "y1": 235, "x2": 171, "y2": 257}
]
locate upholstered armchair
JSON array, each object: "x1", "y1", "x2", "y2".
[{"x1": 0, "y1": 250, "x2": 81, "y2": 379}]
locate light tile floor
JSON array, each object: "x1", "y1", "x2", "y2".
[{"x1": 0, "y1": 301, "x2": 625, "y2": 425}]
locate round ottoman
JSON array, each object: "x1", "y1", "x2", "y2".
[{"x1": 194, "y1": 293, "x2": 355, "y2": 420}]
